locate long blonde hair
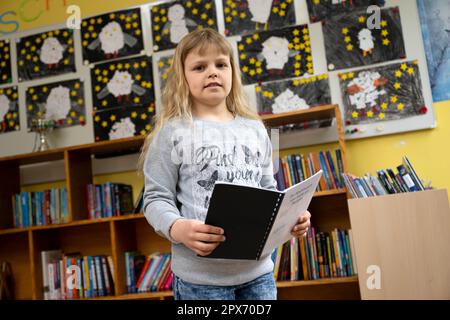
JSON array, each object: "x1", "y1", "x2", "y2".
[{"x1": 138, "y1": 28, "x2": 260, "y2": 171}]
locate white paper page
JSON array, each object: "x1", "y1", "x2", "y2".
[{"x1": 261, "y1": 170, "x2": 323, "y2": 257}]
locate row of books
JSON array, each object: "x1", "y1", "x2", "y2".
[
  {"x1": 86, "y1": 182, "x2": 134, "y2": 219},
  {"x1": 125, "y1": 251, "x2": 172, "y2": 294},
  {"x1": 41, "y1": 250, "x2": 115, "y2": 300},
  {"x1": 12, "y1": 188, "x2": 69, "y2": 228},
  {"x1": 274, "y1": 149, "x2": 345, "y2": 192},
  {"x1": 273, "y1": 227, "x2": 357, "y2": 281},
  {"x1": 343, "y1": 156, "x2": 428, "y2": 198}
]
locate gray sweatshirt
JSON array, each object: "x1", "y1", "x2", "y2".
[{"x1": 143, "y1": 115, "x2": 278, "y2": 286}]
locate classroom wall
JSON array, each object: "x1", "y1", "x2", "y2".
[{"x1": 1, "y1": 0, "x2": 449, "y2": 194}]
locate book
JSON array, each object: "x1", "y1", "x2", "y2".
[{"x1": 202, "y1": 170, "x2": 323, "y2": 260}]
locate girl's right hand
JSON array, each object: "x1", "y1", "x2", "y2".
[{"x1": 169, "y1": 219, "x2": 226, "y2": 256}]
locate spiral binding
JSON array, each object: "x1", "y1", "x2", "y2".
[{"x1": 255, "y1": 193, "x2": 284, "y2": 260}]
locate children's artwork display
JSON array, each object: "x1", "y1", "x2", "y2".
[
  {"x1": 91, "y1": 56, "x2": 155, "y2": 142},
  {"x1": 81, "y1": 8, "x2": 144, "y2": 64},
  {"x1": 0, "y1": 40, "x2": 12, "y2": 85},
  {"x1": 0, "y1": 86, "x2": 20, "y2": 134},
  {"x1": 25, "y1": 79, "x2": 86, "y2": 130},
  {"x1": 339, "y1": 60, "x2": 427, "y2": 125},
  {"x1": 17, "y1": 28, "x2": 76, "y2": 81},
  {"x1": 255, "y1": 74, "x2": 331, "y2": 114},
  {"x1": 150, "y1": 0, "x2": 218, "y2": 52},
  {"x1": 306, "y1": 0, "x2": 385, "y2": 23},
  {"x1": 238, "y1": 25, "x2": 313, "y2": 84},
  {"x1": 93, "y1": 105, "x2": 154, "y2": 141},
  {"x1": 157, "y1": 55, "x2": 173, "y2": 92},
  {"x1": 417, "y1": 0, "x2": 450, "y2": 102},
  {"x1": 222, "y1": 0, "x2": 296, "y2": 37},
  {"x1": 323, "y1": 7, "x2": 406, "y2": 71}
]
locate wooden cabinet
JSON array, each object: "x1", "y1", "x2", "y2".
[{"x1": 348, "y1": 189, "x2": 450, "y2": 299}]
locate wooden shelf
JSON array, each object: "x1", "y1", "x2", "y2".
[
  {"x1": 0, "y1": 104, "x2": 359, "y2": 300},
  {"x1": 0, "y1": 214, "x2": 145, "y2": 235},
  {"x1": 260, "y1": 104, "x2": 337, "y2": 128},
  {"x1": 276, "y1": 276, "x2": 358, "y2": 288}
]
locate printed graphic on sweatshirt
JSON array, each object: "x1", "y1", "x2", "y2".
[{"x1": 168, "y1": 122, "x2": 269, "y2": 220}]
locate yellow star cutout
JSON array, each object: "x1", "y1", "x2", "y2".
[
  {"x1": 358, "y1": 16, "x2": 366, "y2": 23},
  {"x1": 348, "y1": 72, "x2": 354, "y2": 78},
  {"x1": 346, "y1": 44, "x2": 353, "y2": 51},
  {"x1": 344, "y1": 36, "x2": 351, "y2": 43},
  {"x1": 407, "y1": 68, "x2": 414, "y2": 75},
  {"x1": 342, "y1": 28, "x2": 349, "y2": 35},
  {"x1": 352, "y1": 111, "x2": 358, "y2": 118},
  {"x1": 381, "y1": 102, "x2": 388, "y2": 110},
  {"x1": 394, "y1": 82, "x2": 401, "y2": 90},
  {"x1": 380, "y1": 20, "x2": 388, "y2": 27},
  {"x1": 101, "y1": 121, "x2": 108, "y2": 128},
  {"x1": 367, "y1": 111, "x2": 373, "y2": 117},
  {"x1": 397, "y1": 103, "x2": 404, "y2": 110},
  {"x1": 379, "y1": 113, "x2": 385, "y2": 119},
  {"x1": 382, "y1": 38, "x2": 390, "y2": 46},
  {"x1": 249, "y1": 58, "x2": 256, "y2": 64},
  {"x1": 391, "y1": 96, "x2": 398, "y2": 103},
  {"x1": 131, "y1": 112, "x2": 137, "y2": 118},
  {"x1": 293, "y1": 80, "x2": 300, "y2": 86},
  {"x1": 110, "y1": 115, "x2": 116, "y2": 121},
  {"x1": 395, "y1": 70, "x2": 402, "y2": 78},
  {"x1": 400, "y1": 63, "x2": 408, "y2": 71},
  {"x1": 293, "y1": 29, "x2": 300, "y2": 36},
  {"x1": 381, "y1": 30, "x2": 389, "y2": 37}
]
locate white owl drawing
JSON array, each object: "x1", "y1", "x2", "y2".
[
  {"x1": 109, "y1": 117, "x2": 136, "y2": 140},
  {"x1": 0, "y1": 94, "x2": 10, "y2": 123},
  {"x1": 248, "y1": 0, "x2": 273, "y2": 27},
  {"x1": 347, "y1": 71, "x2": 387, "y2": 110},
  {"x1": 39, "y1": 37, "x2": 65, "y2": 68},
  {"x1": 88, "y1": 21, "x2": 138, "y2": 58},
  {"x1": 97, "y1": 70, "x2": 146, "y2": 103},
  {"x1": 261, "y1": 36, "x2": 290, "y2": 70},
  {"x1": 45, "y1": 86, "x2": 71, "y2": 121},
  {"x1": 163, "y1": 4, "x2": 197, "y2": 44},
  {"x1": 271, "y1": 88, "x2": 309, "y2": 114},
  {"x1": 358, "y1": 28, "x2": 375, "y2": 57}
]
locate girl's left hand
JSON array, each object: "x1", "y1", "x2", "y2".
[{"x1": 291, "y1": 210, "x2": 311, "y2": 238}]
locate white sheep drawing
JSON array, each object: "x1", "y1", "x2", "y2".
[
  {"x1": 0, "y1": 94, "x2": 10, "y2": 123},
  {"x1": 39, "y1": 37, "x2": 66, "y2": 68},
  {"x1": 358, "y1": 28, "x2": 375, "y2": 57},
  {"x1": 88, "y1": 21, "x2": 138, "y2": 58},
  {"x1": 162, "y1": 4, "x2": 197, "y2": 44},
  {"x1": 248, "y1": 0, "x2": 273, "y2": 30},
  {"x1": 45, "y1": 86, "x2": 72, "y2": 121},
  {"x1": 109, "y1": 117, "x2": 136, "y2": 140},
  {"x1": 97, "y1": 70, "x2": 146, "y2": 103},
  {"x1": 271, "y1": 88, "x2": 310, "y2": 114}
]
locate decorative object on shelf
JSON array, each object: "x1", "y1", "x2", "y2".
[
  {"x1": 30, "y1": 116, "x2": 55, "y2": 152},
  {"x1": 339, "y1": 60, "x2": 427, "y2": 125},
  {"x1": 222, "y1": 0, "x2": 296, "y2": 37},
  {"x1": 81, "y1": 8, "x2": 144, "y2": 64},
  {"x1": 26, "y1": 79, "x2": 86, "y2": 130},
  {"x1": 237, "y1": 24, "x2": 313, "y2": 85},
  {"x1": 323, "y1": 6, "x2": 406, "y2": 71},
  {"x1": 0, "y1": 39, "x2": 12, "y2": 85},
  {"x1": 16, "y1": 28, "x2": 76, "y2": 82},
  {"x1": 150, "y1": 0, "x2": 218, "y2": 52},
  {"x1": 417, "y1": 0, "x2": 450, "y2": 102},
  {"x1": 0, "y1": 261, "x2": 14, "y2": 300},
  {"x1": 0, "y1": 86, "x2": 20, "y2": 134}
]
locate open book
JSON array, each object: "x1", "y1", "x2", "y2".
[{"x1": 202, "y1": 170, "x2": 323, "y2": 260}]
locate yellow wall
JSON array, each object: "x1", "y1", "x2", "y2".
[
  {"x1": 4, "y1": 0, "x2": 450, "y2": 195},
  {"x1": 0, "y1": 0, "x2": 154, "y2": 34}
]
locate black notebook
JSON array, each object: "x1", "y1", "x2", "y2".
[{"x1": 202, "y1": 170, "x2": 323, "y2": 260}]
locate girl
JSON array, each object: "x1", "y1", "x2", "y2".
[{"x1": 139, "y1": 28, "x2": 311, "y2": 300}]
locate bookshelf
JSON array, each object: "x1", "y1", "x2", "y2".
[{"x1": 0, "y1": 104, "x2": 360, "y2": 300}]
